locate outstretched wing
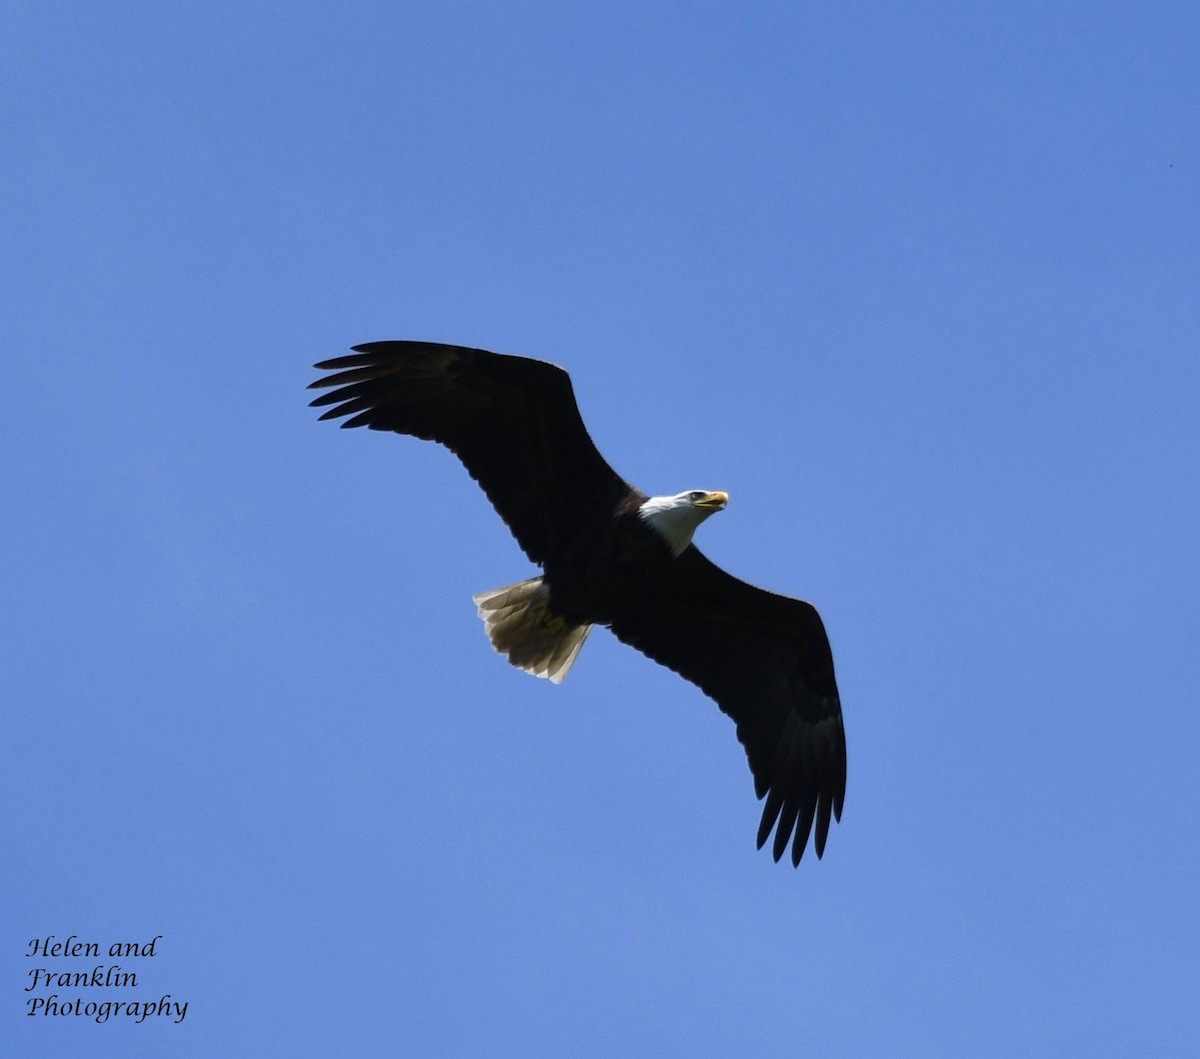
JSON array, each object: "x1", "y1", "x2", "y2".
[
  {"x1": 309, "y1": 341, "x2": 632, "y2": 566},
  {"x1": 609, "y1": 547, "x2": 845, "y2": 865}
]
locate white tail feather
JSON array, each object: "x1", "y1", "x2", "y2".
[{"x1": 472, "y1": 577, "x2": 592, "y2": 684}]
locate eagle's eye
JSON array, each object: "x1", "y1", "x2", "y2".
[{"x1": 688, "y1": 491, "x2": 706, "y2": 502}]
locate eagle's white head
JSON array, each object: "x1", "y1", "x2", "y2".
[{"x1": 637, "y1": 489, "x2": 729, "y2": 556}]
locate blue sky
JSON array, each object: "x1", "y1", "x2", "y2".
[{"x1": 3, "y1": 2, "x2": 1197, "y2": 1055}]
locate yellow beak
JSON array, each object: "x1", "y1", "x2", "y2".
[{"x1": 695, "y1": 491, "x2": 729, "y2": 511}]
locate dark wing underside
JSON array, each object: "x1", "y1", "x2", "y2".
[
  {"x1": 609, "y1": 546, "x2": 846, "y2": 865},
  {"x1": 308, "y1": 341, "x2": 632, "y2": 565}
]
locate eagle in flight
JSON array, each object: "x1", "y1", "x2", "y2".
[{"x1": 310, "y1": 341, "x2": 846, "y2": 865}]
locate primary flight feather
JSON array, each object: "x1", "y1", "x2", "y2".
[{"x1": 309, "y1": 340, "x2": 846, "y2": 865}]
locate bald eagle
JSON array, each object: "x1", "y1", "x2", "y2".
[{"x1": 309, "y1": 341, "x2": 845, "y2": 865}]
